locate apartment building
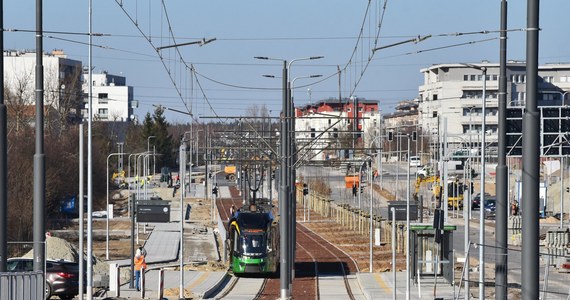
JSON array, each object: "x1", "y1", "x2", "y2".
[
  {"x1": 418, "y1": 62, "x2": 570, "y2": 153},
  {"x1": 3, "y1": 49, "x2": 137, "y2": 124},
  {"x1": 82, "y1": 71, "x2": 137, "y2": 122},
  {"x1": 3, "y1": 49, "x2": 83, "y2": 114}
]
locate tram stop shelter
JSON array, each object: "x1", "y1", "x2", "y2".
[{"x1": 409, "y1": 223, "x2": 456, "y2": 285}]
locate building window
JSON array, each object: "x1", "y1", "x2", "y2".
[
  {"x1": 561, "y1": 76, "x2": 570, "y2": 83},
  {"x1": 310, "y1": 128, "x2": 315, "y2": 138},
  {"x1": 433, "y1": 95, "x2": 438, "y2": 100},
  {"x1": 464, "y1": 75, "x2": 469, "y2": 81},
  {"x1": 98, "y1": 93, "x2": 109, "y2": 104},
  {"x1": 470, "y1": 75, "x2": 476, "y2": 81},
  {"x1": 98, "y1": 108, "x2": 108, "y2": 116},
  {"x1": 544, "y1": 76, "x2": 553, "y2": 83},
  {"x1": 492, "y1": 75, "x2": 498, "y2": 81},
  {"x1": 328, "y1": 119, "x2": 332, "y2": 125}
]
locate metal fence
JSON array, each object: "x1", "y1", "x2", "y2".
[
  {"x1": 0, "y1": 271, "x2": 44, "y2": 300},
  {"x1": 1, "y1": 241, "x2": 46, "y2": 300}
]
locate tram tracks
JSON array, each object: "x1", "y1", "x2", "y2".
[
  {"x1": 215, "y1": 187, "x2": 362, "y2": 299},
  {"x1": 296, "y1": 222, "x2": 358, "y2": 300}
]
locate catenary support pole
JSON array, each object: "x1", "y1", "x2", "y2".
[
  {"x1": 79, "y1": 121, "x2": 84, "y2": 299},
  {"x1": 478, "y1": 66, "x2": 487, "y2": 300},
  {"x1": 495, "y1": 0, "x2": 509, "y2": 299},
  {"x1": 392, "y1": 207, "x2": 396, "y2": 300},
  {"x1": 0, "y1": 0, "x2": 6, "y2": 273},
  {"x1": 406, "y1": 137, "x2": 411, "y2": 300},
  {"x1": 279, "y1": 60, "x2": 290, "y2": 299},
  {"x1": 179, "y1": 141, "x2": 187, "y2": 299},
  {"x1": 86, "y1": 0, "x2": 94, "y2": 297},
  {"x1": 522, "y1": 0, "x2": 540, "y2": 299},
  {"x1": 33, "y1": 0, "x2": 46, "y2": 281}
]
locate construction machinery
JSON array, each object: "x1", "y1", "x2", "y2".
[
  {"x1": 225, "y1": 165, "x2": 237, "y2": 181},
  {"x1": 413, "y1": 176, "x2": 465, "y2": 209}
]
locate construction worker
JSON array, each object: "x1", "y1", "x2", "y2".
[{"x1": 133, "y1": 246, "x2": 147, "y2": 291}]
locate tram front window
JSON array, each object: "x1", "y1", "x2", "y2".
[{"x1": 240, "y1": 233, "x2": 265, "y2": 255}]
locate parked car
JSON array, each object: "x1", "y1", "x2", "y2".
[
  {"x1": 409, "y1": 156, "x2": 421, "y2": 167},
  {"x1": 416, "y1": 165, "x2": 433, "y2": 179},
  {"x1": 483, "y1": 196, "x2": 497, "y2": 219},
  {"x1": 7, "y1": 258, "x2": 82, "y2": 300},
  {"x1": 471, "y1": 192, "x2": 491, "y2": 210}
]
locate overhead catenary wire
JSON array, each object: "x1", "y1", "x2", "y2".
[{"x1": 113, "y1": 0, "x2": 200, "y2": 123}]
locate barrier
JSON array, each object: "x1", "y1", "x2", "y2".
[
  {"x1": 0, "y1": 271, "x2": 44, "y2": 300},
  {"x1": 109, "y1": 263, "x2": 120, "y2": 297},
  {"x1": 295, "y1": 185, "x2": 405, "y2": 254},
  {"x1": 158, "y1": 268, "x2": 165, "y2": 299},
  {"x1": 140, "y1": 267, "x2": 145, "y2": 298}
]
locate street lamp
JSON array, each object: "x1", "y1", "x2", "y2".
[
  {"x1": 255, "y1": 55, "x2": 323, "y2": 299},
  {"x1": 462, "y1": 63, "x2": 487, "y2": 300},
  {"x1": 106, "y1": 152, "x2": 127, "y2": 260},
  {"x1": 147, "y1": 136, "x2": 156, "y2": 175}
]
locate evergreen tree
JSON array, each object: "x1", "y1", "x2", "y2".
[{"x1": 143, "y1": 107, "x2": 176, "y2": 168}]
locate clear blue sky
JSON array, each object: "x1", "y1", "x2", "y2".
[{"x1": 4, "y1": 1, "x2": 570, "y2": 123}]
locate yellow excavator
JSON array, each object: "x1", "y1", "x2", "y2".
[{"x1": 413, "y1": 176, "x2": 464, "y2": 209}]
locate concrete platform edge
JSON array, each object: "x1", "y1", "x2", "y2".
[{"x1": 200, "y1": 272, "x2": 231, "y2": 299}]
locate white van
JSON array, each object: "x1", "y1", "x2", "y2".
[{"x1": 410, "y1": 156, "x2": 421, "y2": 167}]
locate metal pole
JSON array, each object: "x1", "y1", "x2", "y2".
[
  {"x1": 129, "y1": 194, "x2": 135, "y2": 289},
  {"x1": 86, "y1": 0, "x2": 94, "y2": 297},
  {"x1": 358, "y1": 162, "x2": 364, "y2": 209},
  {"x1": 522, "y1": 0, "x2": 540, "y2": 298},
  {"x1": 0, "y1": 0, "x2": 6, "y2": 272},
  {"x1": 147, "y1": 135, "x2": 155, "y2": 177},
  {"x1": 392, "y1": 207, "x2": 397, "y2": 300},
  {"x1": 495, "y1": 1, "x2": 509, "y2": 298},
  {"x1": 370, "y1": 158, "x2": 373, "y2": 272},
  {"x1": 78, "y1": 122, "x2": 84, "y2": 299},
  {"x1": 443, "y1": 118, "x2": 448, "y2": 221},
  {"x1": 179, "y1": 141, "x2": 187, "y2": 299},
  {"x1": 561, "y1": 157, "x2": 564, "y2": 229},
  {"x1": 106, "y1": 155, "x2": 110, "y2": 260},
  {"x1": 464, "y1": 156, "x2": 470, "y2": 300},
  {"x1": 406, "y1": 137, "x2": 411, "y2": 300},
  {"x1": 478, "y1": 67, "x2": 487, "y2": 300},
  {"x1": 106, "y1": 153, "x2": 125, "y2": 260},
  {"x1": 280, "y1": 60, "x2": 289, "y2": 299},
  {"x1": 33, "y1": 0, "x2": 46, "y2": 277}
]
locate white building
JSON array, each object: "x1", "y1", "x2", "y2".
[
  {"x1": 418, "y1": 62, "x2": 570, "y2": 153},
  {"x1": 295, "y1": 97, "x2": 380, "y2": 161},
  {"x1": 82, "y1": 71, "x2": 137, "y2": 122},
  {"x1": 3, "y1": 49, "x2": 82, "y2": 111}
]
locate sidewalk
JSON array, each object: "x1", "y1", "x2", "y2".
[
  {"x1": 100, "y1": 183, "x2": 232, "y2": 299},
  {"x1": 358, "y1": 272, "x2": 460, "y2": 300}
]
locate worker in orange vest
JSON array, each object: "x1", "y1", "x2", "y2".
[{"x1": 134, "y1": 246, "x2": 147, "y2": 291}]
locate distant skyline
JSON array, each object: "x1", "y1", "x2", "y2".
[{"x1": 4, "y1": 1, "x2": 570, "y2": 123}]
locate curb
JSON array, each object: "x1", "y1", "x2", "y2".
[{"x1": 199, "y1": 272, "x2": 232, "y2": 299}]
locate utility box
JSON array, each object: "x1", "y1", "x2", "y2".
[
  {"x1": 136, "y1": 200, "x2": 171, "y2": 223},
  {"x1": 386, "y1": 201, "x2": 418, "y2": 221}
]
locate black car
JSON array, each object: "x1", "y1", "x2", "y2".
[
  {"x1": 471, "y1": 192, "x2": 491, "y2": 210},
  {"x1": 7, "y1": 258, "x2": 81, "y2": 300}
]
